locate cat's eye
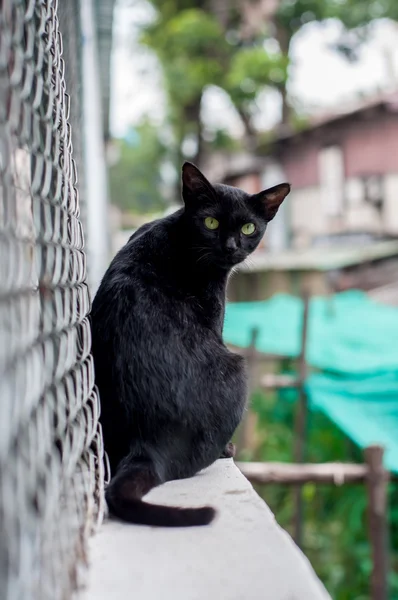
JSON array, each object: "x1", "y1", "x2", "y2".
[
  {"x1": 204, "y1": 217, "x2": 219, "y2": 230},
  {"x1": 241, "y1": 223, "x2": 256, "y2": 235}
]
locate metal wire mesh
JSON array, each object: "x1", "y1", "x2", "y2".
[{"x1": 0, "y1": 1, "x2": 105, "y2": 598}]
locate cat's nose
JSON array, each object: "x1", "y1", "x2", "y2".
[{"x1": 225, "y1": 238, "x2": 237, "y2": 253}]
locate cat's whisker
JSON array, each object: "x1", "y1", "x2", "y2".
[
  {"x1": 242, "y1": 256, "x2": 255, "y2": 270},
  {"x1": 196, "y1": 252, "x2": 212, "y2": 266}
]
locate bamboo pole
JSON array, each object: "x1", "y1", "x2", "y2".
[
  {"x1": 260, "y1": 374, "x2": 300, "y2": 389},
  {"x1": 238, "y1": 458, "x2": 397, "y2": 487},
  {"x1": 293, "y1": 291, "x2": 310, "y2": 548},
  {"x1": 365, "y1": 445, "x2": 389, "y2": 600},
  {"x1": 238, "y1": 461, "x2": 369, "y2": 484},
  {"x1": 237, "y1": 327, "x2": 259, "y2": 455}
]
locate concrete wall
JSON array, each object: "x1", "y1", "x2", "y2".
[
  {"x1": 289, "y1": 187, "x2": 327, "y2": 248},
  {"x1": 83, "y1": 460, "x2": 331, "y2": 600},
  {"x1": 286, "y1": 176, "x2": 398, "y2": 246}
]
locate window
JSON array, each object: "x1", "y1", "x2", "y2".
[
  {"x1": 364, "y1": 175, "x2": 383, "y2": 211},
  {"x1": 318, "y1": 146, "x2": 345, "y2": 217}
]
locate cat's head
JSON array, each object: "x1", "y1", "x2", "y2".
[{"x1": 181, "y1": 162, "x2": 290, "y2": 269}]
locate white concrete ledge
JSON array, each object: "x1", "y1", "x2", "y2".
[{"x1": 83, "y1": 460, "x2": 331, "y2": 600}]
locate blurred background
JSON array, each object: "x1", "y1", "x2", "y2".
[
  {"x1": 2, "y1": 1, "x2": 398, "y2": 599},
  {"x1": 107, "y1": 0, "x2": 398, "y2": 301},
  {"x1": 101, "y1": 2, "x2": 398, "y2": 599}
]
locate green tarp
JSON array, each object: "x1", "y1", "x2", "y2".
[
  {"x1": 224, "y1": 291, "x2": 398, "y2": 375},
  {"x1": 223, "y1": 291, "x2": 398, "y2": 472},
  {"x1": 306, "y1": 373, "x2": 398, "y2": 473}
]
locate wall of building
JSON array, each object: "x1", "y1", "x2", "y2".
[
  {"x1": 344, "y1": 113, "x2": 398, "y2": 176},
  {"x1": 384, "y1": 174, "x2": 398, "y2": 234},
  {"x1": 278, "y1": 110, "x2": 398, "y2": 246},
  {"x1": 280, "y1": 142, "x2": 320, "y2": 188},
  {"x1": 227, "y1": 269, "x2": 330, "y2": 301}
]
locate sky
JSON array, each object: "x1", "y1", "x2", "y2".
[{"x1": 109, "y1": 2, "x2": 398, "y2": 138}]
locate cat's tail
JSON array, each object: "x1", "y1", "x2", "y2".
[{"x1": 105, "y1": 457, "x2": 215, "y2": 527}]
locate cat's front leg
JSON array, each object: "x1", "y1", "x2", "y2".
[{"x1": 219, "y1": 442, "x2": 236, "y2": 459}]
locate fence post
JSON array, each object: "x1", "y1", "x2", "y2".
[
  {"x1": 365, "y1": 445, "x2": 389, "y2": 600},
  {"x1": 237, "y1": 327, "x2": 259, "y2": 456},
  {"x1": 293, "y1": 291, "x2": 310, "y2": 548}
]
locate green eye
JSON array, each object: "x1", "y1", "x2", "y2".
[
  {"x1": 241, "y1": 223, "x2": 256, "y2": 235},
  {"x1": 204, "y1": 217, "x2": 219, "y2": 230}
]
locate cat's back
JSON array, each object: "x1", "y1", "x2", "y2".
[
  {"x1": 92, "y1": 210, "x2": 204, "y2": 358},
  {"x1": 93, "y1": 212, "x2": 180, "y2": 304},
  {"x1": 111, "y1": 212, "x2": 178, "y2": 272}
]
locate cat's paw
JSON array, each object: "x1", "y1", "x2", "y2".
[{"x1": 220, "y1": 442, "x2": 236, "y2": 459}]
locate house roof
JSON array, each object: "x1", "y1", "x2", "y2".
[
  {"x1": 238, "y1": 240, "x2": 398, "y2": 273},
  {"x1": 203, "y1": 152, "x2": 266, "y2": 183},
  {"x1": 275, "y1": 91, "x2": 398, "y2": 145}
]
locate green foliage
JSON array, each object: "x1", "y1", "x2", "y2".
[
  {"x1": 140, "y1": 1, "x2": 287, "y2": 162},
  {"x1": 276, "y1": 0, "x2": 398, "y2": 40},
  {"x1": 275, "y1": 0, "x2": 329, "y2": 36},
  {"x1": 142, "y1": 9, "x2": 228, "y2": 108},
  {"x1": 122, "y1": 0, "x2": 398, "y2": 187},
  {"x1": 138, "y1": 0, "x2": 398, "y2": 165},
  {"x1": 109, "y1": 121, "x2": 167, "y2": 214},
  {"x1": 226, "y1": 47, "x2": 288, "y2": 108},
  {"x1": 328, "y1": 0, "x2": 398, "y2": 28},
  {"x1": 205, "y1": 129, "x2": 241, "y2": 151},
  {"x1": 275, "y1": 0, "x2": 398, "y2": 62},
  {"x1": 248, "y1": 385, "x2": 398, "y2": 599}
]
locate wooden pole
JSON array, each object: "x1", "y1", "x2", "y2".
[
  {"x1": 293, "y1": 291, "x2": 310, "y2": 548},
  {"x1": 260, "y1": 373, "x2": 300, "y2": 389},
  {"x1": 365, "y1": 445, "x2": 389, "y2": 600},
  {"x1": 237, "y1": 327, "x2": 259, "y2": 456},
  {"x1": 238, "y1": 461, "x2": 369, "y2": 484}
]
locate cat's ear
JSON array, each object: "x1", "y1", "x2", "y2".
[
  {"x1": 182, "y1": 162, "x2": 215, "y2": 204},
  {"x1": 251, "y1": 183, "x2": 290, "y2": 221}
]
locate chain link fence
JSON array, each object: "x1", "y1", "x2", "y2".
[{"x1": 0, "y1": 1, "x2": 105, "y2": 598}]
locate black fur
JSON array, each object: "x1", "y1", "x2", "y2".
[{"x1": 91, "y1": 162, "x2": 290, "y2": 527}]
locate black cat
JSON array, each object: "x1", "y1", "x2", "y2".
[{"x1": 91, "y1": 162, "x2": 290, "y2": 527}]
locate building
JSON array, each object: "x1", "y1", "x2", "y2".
[
  {"x1": 274, "y1": 92, "x2": 398, "y2": 250},
  {"x1": 214, "y1": 94, "x2": 398, "y2": 301}
]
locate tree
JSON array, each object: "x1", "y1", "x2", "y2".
[
  {"x1": 141, "y1": 2, "x2": 288, "y2": 164},
  {"x1": 131, "y1": 0, "x2": 398, "y2": 173},
  {"x1": 238, "y1": 0, "x2": 398, "y2": 121},
  {"x1": 109, "y1": 120, "x2": 168, "y2": 214}
]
